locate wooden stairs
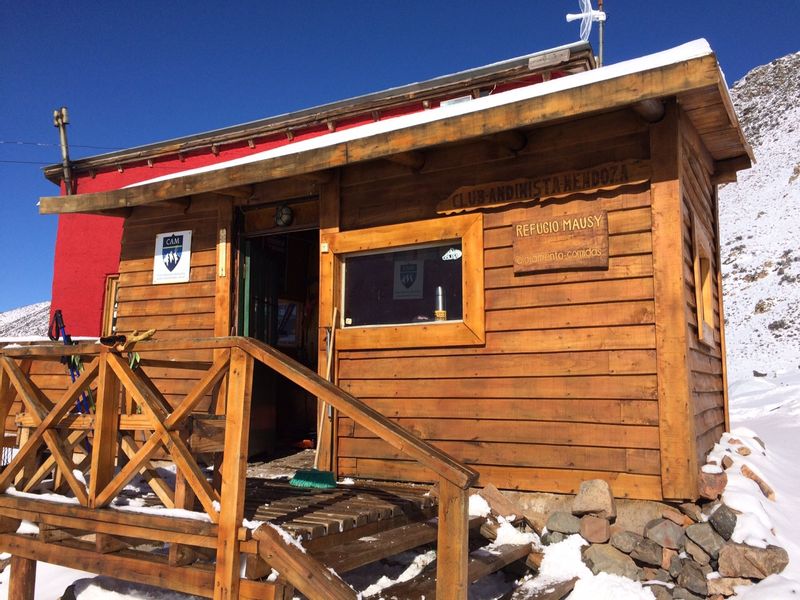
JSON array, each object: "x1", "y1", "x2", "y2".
[{"x1": 247, "y1": 483, "x2": 540, "y2": 599}]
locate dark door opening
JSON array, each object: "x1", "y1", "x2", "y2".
[{"x1": 238, "y1": 229, "x2": 319, "y2": 458}]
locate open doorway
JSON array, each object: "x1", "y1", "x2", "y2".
[{"x1": 238, "y1": 228, "x2": 319, "y2": 458}]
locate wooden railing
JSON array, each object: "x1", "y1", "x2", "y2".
[{"x1": 0, "y1": 337, "x2": 478, "y2": 600}]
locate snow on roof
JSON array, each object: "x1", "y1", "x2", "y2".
[{"x1": 128, "y1": 39, "x2": 714, "y2": 189}]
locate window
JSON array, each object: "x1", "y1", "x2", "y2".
[
  {"x1": 322, "y1": 214, "x2": 484, "y2": 349},
  {"x1": 692, "y1": 215, "x2": 715, "y2": 345},
  {"x1": 343, "y1": 242, "x2": 463, "y2": 327}
]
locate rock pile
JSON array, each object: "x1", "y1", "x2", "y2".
[{"x1": 532, "y1": 475, "x2": 788, "y2": 599}]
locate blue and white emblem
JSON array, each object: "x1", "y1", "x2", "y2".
[{"x1": 162, "y1": 234, "x2": 183, "y2": 271}]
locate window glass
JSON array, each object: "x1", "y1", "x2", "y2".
[{"x1": 343, "y1": 242, "x2": 463, "y2": 327}]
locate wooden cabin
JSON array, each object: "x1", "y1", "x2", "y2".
[
  {"x1": 34, "y1": 39, "x2": 750, "y2": 504},
  {"x1": 0, "y1": 39, "x2": 754, "y2": 600}
]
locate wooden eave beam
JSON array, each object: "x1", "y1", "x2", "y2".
[
  {"x1": 384, "y1": 151, "x2": 426, "y2": 171},
  {"x1": 486, "y1": 129, "x2": 528, "y2": 154},
  {"x1": 293, "y1": 170, "x2": 335, "y2": 184},
  {"x1": 40, "y1": 54, "x2": 730, "y2": 215},
  {"x1": 209, "y1": 185, "x2": 254, "y2": 200},
  {"x1": 712, "y1": 154, "x2": 752, "y2": 185}
]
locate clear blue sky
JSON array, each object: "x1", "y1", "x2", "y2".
[{"x1": 1, "y1": 1, "x2": 797, "y2": 312}]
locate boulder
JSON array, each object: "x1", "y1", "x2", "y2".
[
  {"x1": 580, "y1": 515, "x2": 610, "y2": 543},
  {"x1": 672, "y1": 587, "x2": 705, "y2": 600},
  {"x1": 630, "y1": 538, "x2": 663, "y2": 567},
  {"x1": 707, "y1": 576, "x2": 753, "y2": 596},
  {"x1": 542, "y1": 531, "x2": 566, "y2": 546},
  {"x1": 718, "y1": 543, "x2": 789, "y2": 579},
  {"x1": 644, "y1": 518, "x2": 685, "y2": 550},
  {"x1": 582, "y1": 544, "x2": 643, "y2": 581},
  {"x1": 645, "y1": 585, "x2": 672, "y2": 600},
  {"x1": 684, "y1": 538, "x2": 711, "y2": 565},
  {"x1": 610, "y1": 530, "x2": 643, "y2": 554},
  {"x1": 721, "y1": 455, "x2": 735, "y2": 470},
  {"x1": 678, "y1": 502, "x2": 703, "y2": 523},
  {"x1": 686, "y1": 522, "x2": 725, "y2": 559},
  {"x1": 709, "y1": 504, "x2": 738, "y2": 541},
  {"x1": 668, "y1": 555, "x2": 682, "y2": 579},
  {"x1": 642, "y1": 567, "x2": 670, "y2": 582},
  {"x1": 571, "y1": 479, "x2": 616, "y2": 519},
  {"x1": 662, "y1": 506, "x2": 688, "y2": 526},
  {"x1": 661, "y1": 547, "x2": 678, "y2": 570},
  {"x1": 698, "y1": 471, "x2": 728, "y2": 500},
  {"x1": 677, "y1": 560, "x2": 708, "y2": 596},
  {"x1": 740, "y1": 465, "x2": 776, "y2": 500},
  {"x1": 546, "y1": 511, "x2": 580, "y2": 534}
]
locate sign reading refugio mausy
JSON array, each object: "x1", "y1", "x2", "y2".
[
  {"x1": 436, "y1": 160, "x2": 649, "y2": 215},
  {"x1": 513, "y1": 210, "x2": 608, "y2": 273},
  {"x1": 153, "y1": 230, "x2": 192, "y2": 284}
]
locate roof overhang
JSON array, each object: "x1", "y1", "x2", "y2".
[
  {"x1": 42, "y1": 42, "x2": 595, "y2": 185},
  {"x1": 40, "y1": 40, "x2": 752, "y2": 216}
]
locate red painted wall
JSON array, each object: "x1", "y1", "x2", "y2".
[{"x1": 50, "y1": 213, "x2": 123, "y2": 337}]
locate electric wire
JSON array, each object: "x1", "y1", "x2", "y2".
[{"x1": 0, "y1": 140, "x2": 122, "y2": 150}]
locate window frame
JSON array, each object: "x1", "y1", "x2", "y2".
[
  {"x1": 692, "y1": 214, "x2": 715, "y2": 346},
  {"x1": 322, "y1": 213, "x2": 485, "y2": 350},
  {"x1": 102, "y1": 273, "x2": 120, "y2": 336}
]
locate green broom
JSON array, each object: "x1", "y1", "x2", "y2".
[{"x1": 290, "y1": 308, "x2": 338, "y2": 489}]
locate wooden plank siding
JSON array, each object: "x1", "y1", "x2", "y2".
[
  {"x1": 679, "y1": 115, "x2": 727, "y2": 465},
  {"x1": 333, "y1": 110, "x2": 664, "y2": 499},
  {"x1": 115, "y1": 197, "x2": 221, "y2": 408}
]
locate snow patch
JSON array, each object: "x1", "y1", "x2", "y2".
[{"x1": 468, "y1": 494, "x2": 491, "y2": 518}]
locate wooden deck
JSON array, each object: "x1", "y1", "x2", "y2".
[{"x1": 0, "y1": 337, "x2": 480, "y2": 600}]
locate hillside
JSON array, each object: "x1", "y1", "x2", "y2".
[
  {"x1": 719, "y1": 50, "x2": 800, "y2": 377},
  {"x1": 0, "y1": 301, "x2": 50, "y2": 338}
]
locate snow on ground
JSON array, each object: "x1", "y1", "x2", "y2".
[{"x1": 722, "y1": 371, "x2": 800, "y2": 598}]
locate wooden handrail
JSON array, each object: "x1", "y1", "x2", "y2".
[
  {"x1": 0, "y1": 337, "x2": 240, "y2": 358},
  {"x1": 237, "y1": 337, "x2": 478, "y2": 490},
  {"x1": 0, "y1": 335, "x2": 479, "y2": 489}
]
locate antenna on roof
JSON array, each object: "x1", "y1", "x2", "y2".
[{"x1": 566, "y1": 0, "x2": 606, "y2": 66}]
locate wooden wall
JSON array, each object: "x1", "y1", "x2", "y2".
[
  {"x1": 115, "y1": 197, "x2": 220, "y2": 409},
  {"x1": 333, "y1": 110, "x2": 666, "y2": 499},
  {"x1": 679, "y1": 116, "x2": 727, "y2": 465}
]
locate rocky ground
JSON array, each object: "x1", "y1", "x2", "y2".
[{"x1": 719, "y1": 51, "x2": 800, "y2": 377}]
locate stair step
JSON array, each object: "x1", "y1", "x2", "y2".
[
  {"x1": 378, "y1": 540, "x2": 533, "y2": 599},
  {"x1": 311, "y1": 516, "x2": 484, "y2": 574}
]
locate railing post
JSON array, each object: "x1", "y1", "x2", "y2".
[
  {"x1": 213, "y1": 347, "x2": 253, "y2": 600},
  {"x1": 436, "y1": 478, "x2": 470, "y2": 600},
  {"x1": 88, "y1": 350, "x2": 120, "y2": 508},
  {"x1": 0, "y1": 364, "x2": 13, "y2": 457},
  {"x1": 8, "y1": 555, "x2": 36, "y2": 600}
]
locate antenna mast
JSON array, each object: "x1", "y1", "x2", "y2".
[
  {"x1": 53, "y1": 106, "x2": 73, "y2": 195},
  {"x1": 566, "y1": 0, "x2": 607, "y2": 67},
  {"x1": 598, "y1": 0, "x2": 605, "y2": 67}
]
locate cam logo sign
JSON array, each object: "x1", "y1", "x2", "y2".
[
  {"x1": 153, "y1": 230, "x2": 192, "y2": 284},
  {"x1": 393, "y1": 260, "x2": 424, "y2": 300}
]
